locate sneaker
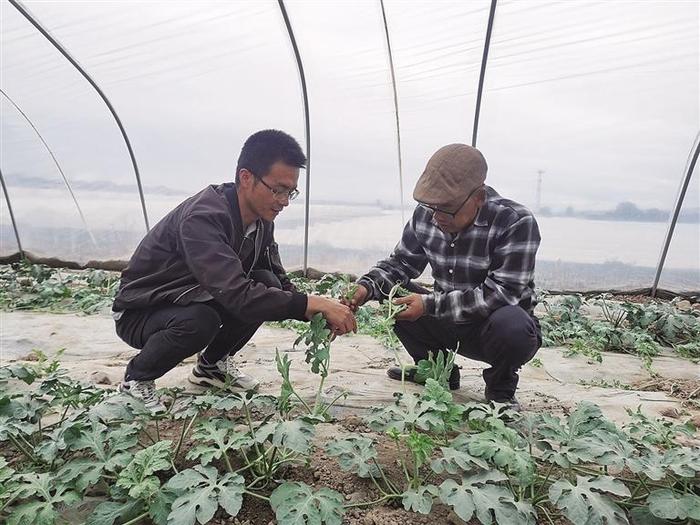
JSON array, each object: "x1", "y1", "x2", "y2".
[
  {"x1": 189, "y1": 355, "x2": 260, "y2": 392},
  {"x1": 118, "y1": 379, "x2": 167, "y2": 414},
  {"x1": 386, "y1": 365, "x2": 460, "y2": 390}
]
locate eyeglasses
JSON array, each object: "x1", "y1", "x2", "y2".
[
  {"x1": 253, "y1": 173, "x2": 300, "y2": 201},
  {"x1": 419, "y1": 184, "x2": 484, "y2": 218}
]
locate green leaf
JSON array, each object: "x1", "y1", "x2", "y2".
[
  {"x1": 464, "y1": 430, "x2": 535, "y2": 484},
  {"x1": 623, "y1": 405, "x2": 695, "y2": 448},
  {"x1": 401, "y1": 485, "x2": 438, "y2": 514},
  {"x1": 662, "y1": 447, "x2": 700, "y2": 478},
  {"x1": 628, "y1": 507, "x2": 674, "y2": 525},
  {"x1": 438, "y1": 471, "x2": 511, "y2": 525},
  {"x1": 165, "y1": 465, "x2": 245, "y2": 525},
  {"x1": 186, "y1": 419, "x2": 249, "y2": 466},
  {"x1": 149, "y1": 489, "x2": 178, "y2": 525},
  {"x1": 364, "y1": 394, "x2": 442, "y2": 433},
  {"x1": 431, "y1": 446, "x2": 489, "y2": 474},
  {"x1": 57, "y1": 458, "x2": 104, "y2": 492},
  {"x1": 9, "y1": 473, "x2": 81, "y2": 525},
  {"x1": 59, "y1": 421, "x2": 139, "y2": 487},
  {"x1": 117, "y1": 440, "x2": 172, "y2": 501},
  {"x1": 89, "y1": 393, "x2": 149, "y2": 422},
  {"x1": 85, "y1": 500, "x2": 143, "y2": 525},
  {"x1": 295, "y1": 313, "x2": 332, "y2": 377},
  {"x1": 628, "y1": 447, "x2": 700, "y2": 481},
  {"x1": 0, "y1": 455, "x2": 15, "y2": 482},
  {"x1": 271, "y1": 419, "x2": 315, "y2": 455},
  {"x1": 7, "y1": 500, "x2": 60, "y2": 525},
  {"x1": 406, "y1": 430, "x2": 435, "y2": 469},
  {"x1": 647, "y1": 489, "x2": 700, "y2": 521},
  {"x1": 270, "y1": 482, "x2": 345, "y2": 525},
  {"x1": 325, "y1": 436, "x2": 379, "y2": 478},
  {"x1": 493, "y1": 498, "x2": 537, "y2": 525},
  {"x1": 549, "y1": 475, "x2": 630, "y2": 525},
  {"x1": 276, "y1": 349, "x2": 294, "y2": 414}
]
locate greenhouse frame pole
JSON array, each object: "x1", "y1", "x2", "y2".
[
  {"x1": 472, "y1": 0, "x2": 497, "y2": 147},
  {"x1": 8, "y1": 0, "x2": 150, "y2": 232},
  {"x1": 1, "y1": 88, "x2": 97, "y2": 247},
  {"x1": 651, "y1": 133, "x2": 700, "y2": 297},
  {"x1": 278, "y1": 0, "x2": 312, "y2": 274},
  {"x1": 380, "y1": 0, "x2": 405, "y2": 225},
  {"x1": 0, "y1": 167, "x2": 24, "y2": 257}
]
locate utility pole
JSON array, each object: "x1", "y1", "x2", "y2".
[{"x1": 536, "y1": 169, "x2": 544, "y2": 213}]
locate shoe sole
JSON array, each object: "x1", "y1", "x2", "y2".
[{"x1": 188, "y1": 371, "x2": 258, "y2": 393}]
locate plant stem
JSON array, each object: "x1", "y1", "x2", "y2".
[
  {"x1": 8, "y1": 434, "x2": 37, "y2": 463},
  {"x1": 313, "y1": 373, "x2": 327, "y2": 416},
  {"x1": 291, "y1": 391, "x2": 313, "y2": 414},
  {"x1": 536, "y1": 462, "x2": 556, "y2": 497},
  {"x1": 0, "y1": 494, "x2": 18, "y2": 514},
  {"x1": 369, "y1": 458, "x2": 399, "y2": 494},
  {"x1": 318, "y1": 390, "x2": 348, "y2": 419},
  {"x1": 537, "y1": 504, "x2": 556, "y2": 525},
  {"x1": 242, "y1": 401, "x2": 265, "y2": 460},
  {"x1": 223, "y1": 452, "x2": 234, "y2": 473},
  {"x1": 173, "y1": 414, "x2": 198, "y2": 460},
  {"x1": 344, "y1": 494, "x2": 397, "y2": 509},
  {"x1": 120, "y1": 511, "x2": 149, "y2": 525},
  {"x1": 266, "y1": 447, "x2": 278, "y2": 478},
  {"x1": 58, "y1": 404, "x2": 70, "y2": 426},
  {"x1": 141, "y1": 428, "x2": 157, "y2": 445},
  {"x1": 244, "y1": 490, "x2": 270, "y2": 502}
]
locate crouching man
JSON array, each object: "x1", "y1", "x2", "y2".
[
  {"x1": 348, "y1": 144, "x2": 541, "y2": 411},
  {"x1": 112, "y1": 130, "x2": 355, "y2": 411}
]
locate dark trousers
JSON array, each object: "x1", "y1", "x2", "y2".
[
  {"x1": 116, "y1": 270, "x2": 281, "y2": 381},
  {"x1": 393, "y1": 304, "x2": 541, "y2": 399}
]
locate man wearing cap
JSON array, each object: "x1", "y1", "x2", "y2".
[{"x1": 347, "y1": 144, "x2": 541, "y2": 410}]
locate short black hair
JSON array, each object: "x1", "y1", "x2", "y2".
[{"x1": 235, "y1": 129, "x2": 306, "y2": 183}]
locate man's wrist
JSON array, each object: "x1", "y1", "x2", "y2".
[{"x1": 356, "y1": 278, "x2": 374, "y2": 301}]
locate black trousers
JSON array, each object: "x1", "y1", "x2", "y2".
[
  {"x1": 116, "y1": 270, "x2": 281, "y2": 381},
  {"x1": 393, "y1": 303, "x2": 541, "y2": 399}
]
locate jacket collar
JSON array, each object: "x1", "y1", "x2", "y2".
[
  {"x1": 221, "y1": 183, "x2": 268, "y2": 258},
  {"x1": 221, "y1": 183, "x2": 244, "y2": 235}
]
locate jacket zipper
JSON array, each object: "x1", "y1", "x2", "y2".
[{"x1": 174, "y1": 284, "x2": 199, "y2": 303}]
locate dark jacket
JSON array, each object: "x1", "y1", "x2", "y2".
[{"x1": 113, "y1": 183, "x2": 308, "y2": 323}]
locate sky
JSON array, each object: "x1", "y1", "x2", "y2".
[{"x1": 1, "y1": 0, "x2": 698, "y2": 233}]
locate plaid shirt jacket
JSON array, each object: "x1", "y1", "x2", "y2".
[{"x1": 358, "y1": 186, "x2": 540, "y2": 324}]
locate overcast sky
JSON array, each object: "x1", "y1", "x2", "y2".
[{"x1": 1, "y1": 0, "x2": 698, "y2": 225}]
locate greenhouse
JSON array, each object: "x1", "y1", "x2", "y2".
[{"x1": 0, "y1": 1, "x2": 698, "y2": 524}]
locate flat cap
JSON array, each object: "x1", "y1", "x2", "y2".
[{"x1": 413, "y1": 144, "x2": 487, "y2": 212}]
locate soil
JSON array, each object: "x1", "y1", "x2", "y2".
[
  {"x1": 154, "y1": 416, "x2": 463, "y2": 525},
  {"x1": 3, "y1": 309, "x2": 699, "y2": 524}
]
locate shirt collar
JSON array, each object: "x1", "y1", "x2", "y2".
[
  {"x1": 244, "y1": 221, "x2": 258, "y2": 237},
  {"x1": 473, "y1": 203, "x2": 489, "y2": 227}
]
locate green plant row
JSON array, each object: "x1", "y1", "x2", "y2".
[
  {"x1": 0, "y1": 262, "x2": 118, "y2": 314},
  {"x1": 539, "y1": 293, "x2": 700, "y2": 373},
  {"x1": 2, "y1": 333, "x2": 698, "y2": 525}
]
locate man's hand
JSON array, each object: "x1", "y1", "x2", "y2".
[
  {"x1": 342, "y1": 284, "x2": 369, "y2": 312},
  {"x1": 393, "y1": 293, "x2": 425, "y2": 322},
  {"x1": 306, "y1": 296, "x2": 357, "y2": 335}
]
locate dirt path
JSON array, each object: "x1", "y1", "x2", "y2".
[{"x1": 1, "y1": 310, "x2": 698, "y2": 427}]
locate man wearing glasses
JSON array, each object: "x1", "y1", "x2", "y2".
[
  {"x1": 347, "y1": 144, "x2": 541, "y2": 411},
  {"x1": 112, "y1": 130, "x2": 356, "y2": 412}
]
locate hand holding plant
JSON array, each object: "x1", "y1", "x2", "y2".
[{"x1": 393, "y1": 293, "x2": 425, "y2": 322}]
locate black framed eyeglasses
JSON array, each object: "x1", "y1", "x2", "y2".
[
  {"x1": 251, "y1": 172, "x2": 300, "y2": 201},
  {"x1": 419, "y1": 184, "x2": 484, "y2": 218}
]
